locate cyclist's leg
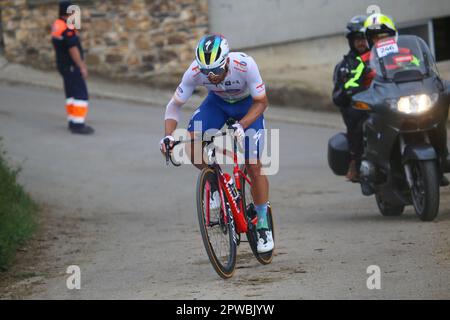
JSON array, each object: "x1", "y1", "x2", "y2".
[
  {"x1": 244, "y1": 116, "x2": 269, "y2": 228},
  {"x1": 220, "y1": 97, "x2": 269, "y2": 222},
  {"x1": 220, "y1": 97, "x2": 272, "y2": 251},
  {"x1": 187, "y1": 93, "x2": 227, "y2": 170},
  {"x1": 244, "y1": 116, "x2": 273, "y2": 251}
]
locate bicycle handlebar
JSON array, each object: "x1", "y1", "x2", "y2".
[
  {"x1": 164, "y1": 138, "x2": 182, "y2": 167},
  {"x1": 164, "y1": 118, "x2": 239, "y2": 167}
]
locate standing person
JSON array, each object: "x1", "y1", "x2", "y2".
[
  {"x1": 159, "y1": 34, "x2": 274, "y2": 253},
  {"x1": 332, "y1": 15, "x2": 370, "y2": 182},
  {"x1": 51, "y1": 1, "x2": 94, "y2": 135}
]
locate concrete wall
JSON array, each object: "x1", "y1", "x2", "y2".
[{"x1": 210, "y1": 0, "x2": 450, "y2": 49}]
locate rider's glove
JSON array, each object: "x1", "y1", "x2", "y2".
[
  {"x1": 231, "y1": 123, "x2": 245, "y2": 142},
  {"x1": 160, "y1": 135, "x2": 175, "y2": 152}
]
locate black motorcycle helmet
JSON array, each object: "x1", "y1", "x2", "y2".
[
  {"x1": 345, "y1": 15, "x2": 368, "y2": 52},
  {"x1": 59, "y1": 1, "x2": 73, "y2": 17}
]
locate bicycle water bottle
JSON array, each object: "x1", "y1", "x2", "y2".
[{"x1": 224, "y1": 173, "x2": 240, "y2": 202}]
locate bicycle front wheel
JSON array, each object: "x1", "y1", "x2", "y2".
[{"x1": 196, "y1": 167, "x2": 237, "y2": 279}]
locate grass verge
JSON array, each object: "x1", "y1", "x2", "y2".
[{"x1": 0, "y1": 145, "x2": 37, "y2": 270}]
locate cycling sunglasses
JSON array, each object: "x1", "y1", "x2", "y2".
[{"x1": 200, "y1": 63, "x2": 227, "y2": 77}]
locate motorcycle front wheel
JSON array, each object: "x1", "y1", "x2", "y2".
[
  {"x1": 409, "y1": 160, "x2": 440, "y2": 222},
  {"x1": 375, "y1": 192, "x2": 405, "y2": 217}
]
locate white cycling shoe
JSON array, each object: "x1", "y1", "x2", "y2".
[
  {"x1": 209, "y1": 191, "x2": 221, "y2": 210},
  {"x1": 257, "y1": 229, "x2": 274, "y2": 253}
]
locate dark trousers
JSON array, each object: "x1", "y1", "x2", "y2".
[
  {"x1": 58, "y1": 65, "x2": 89, "y2": 124},
  {"x1": 339, "y1": 107, "x2": 368, "y2": 162},
  {"x1": 59, "y1": 66, "x2": 89, "y2": 101}
]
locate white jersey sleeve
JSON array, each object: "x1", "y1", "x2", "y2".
[
  {"x1": 173, "y1": 61, "x2": 201, "y2": 104},
  {"x1": 246, "y1": 56, "x2": 266, "y2": 98}
]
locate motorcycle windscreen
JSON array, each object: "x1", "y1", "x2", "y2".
[{"x1": 369, "y1": 35, "x2": 439, "y2": 82}]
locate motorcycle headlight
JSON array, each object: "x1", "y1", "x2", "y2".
[{"x1": 390, "y1": 94, "x2": 439, "y2": 115}]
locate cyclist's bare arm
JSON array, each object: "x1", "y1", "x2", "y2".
[
  {"x1": 161, "y1": 65, "x2": 197, "y2": 154},
  {"x1": 164, "y1": 97, "x2": 184, "y2": 135},
  {"x1": 161, "y1": 97, "x2": 184, "y2": 154},
  {"x1": 239, "y1": 95, "x2": 268, "y2": 129},
  {"x1": 239, "y1": 56, "x2": 268, "y2": 129}
]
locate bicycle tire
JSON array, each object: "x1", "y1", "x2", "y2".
[{"x1": 196, "y1": 167, "x2": 237, "y2": 279}]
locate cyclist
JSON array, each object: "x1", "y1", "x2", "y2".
[
  {"x1": 159, "y1": 34, "x2": 274, "y2": 253},
  {"x1": 332, "y1": 15, "x2": 370, "y2": 182}
]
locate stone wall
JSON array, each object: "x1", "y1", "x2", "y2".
[{"x1": 0, "y1": 0, "x2": 208, "y2": 86}]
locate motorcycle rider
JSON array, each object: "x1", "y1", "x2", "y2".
[
  {"x1": 364, "y1": 13, "x2": 450, "y2": 186},
  {"x1": 332, "y1": 15, "x2": 371, "y2": 182}
]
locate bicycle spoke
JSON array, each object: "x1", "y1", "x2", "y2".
[{"x1": 202, "y1": 185, "x2": 232, "y2": 266}]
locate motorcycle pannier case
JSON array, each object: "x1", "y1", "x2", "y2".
[{"x1": 328, "y1": 133, "x2": 350, "y2": 176}]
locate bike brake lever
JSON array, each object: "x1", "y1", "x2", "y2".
[
  {"x1": 226, "y1": 118, "x2": 237, "y2": 129},
  {"x1": 164, "y1": 140, "x2": 183, "y2": 167},
  {"x1": 164, "y1": 138, "x2": 171, "y2": 166}
]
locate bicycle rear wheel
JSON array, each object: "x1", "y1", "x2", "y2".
[
  {"x1": 196, "y1": 167, "x2": 237, "y2": 279},
  {"x1": 241, "y1": 165, "x2": 275, "y2": 265}
]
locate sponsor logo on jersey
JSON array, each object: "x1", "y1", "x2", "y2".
[
  {"x1": 234, "y1": 60, "x2": 247, "y2": 67},
  {"x1": 225, "y1": 80, "x2": 241, "y2": 86},
  {"x1": 256, "y1": 82, "x2": 265, "y2": 92}
]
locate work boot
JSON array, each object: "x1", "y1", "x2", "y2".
[
  {"x1": 69, "y1": 122, "x2": 95, "y2": 135},
  {"x1": 346, "y1": 160, "x2": 359, "y2": 183}
]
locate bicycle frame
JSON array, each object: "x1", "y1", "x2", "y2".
[
  {"x1": 165, "y1": 128, "x2": 257, "y2": 234},
  {"x1": 205, "y1": 136, "x2": 256, "y2": 235},
  {"x1": 166, "y1": 124, "x2": 274, "y2": 277}
]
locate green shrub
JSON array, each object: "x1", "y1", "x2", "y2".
[{"x1": 0, "y1": 149, "x2": 37, "y2": 270}]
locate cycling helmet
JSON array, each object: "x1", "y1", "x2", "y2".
[
  {"x1": 195, "y1": 34, "x2": 230, "y2": 75},
  {"x1": 365, "y1": 13, "x2": 397, "y2": 47}
]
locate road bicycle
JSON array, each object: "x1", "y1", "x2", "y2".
[{"x1": 164, "y1": 119, "x2": 275, "y2": 279}]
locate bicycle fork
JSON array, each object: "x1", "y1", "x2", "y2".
[{"x1": 217, "y1": 171, "x2": 248, "y2": 234}]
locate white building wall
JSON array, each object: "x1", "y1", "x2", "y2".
[{"x1": 209, "y1": 0, "x2": 450, "y2": 49}]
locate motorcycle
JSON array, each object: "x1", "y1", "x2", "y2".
[{"x1": 328, "y1": 35, "x2": 450, "y2": 221}]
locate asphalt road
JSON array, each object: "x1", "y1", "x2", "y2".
[{"x1": 0, "y1": 83, "x2": 450, "y2": 299}]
